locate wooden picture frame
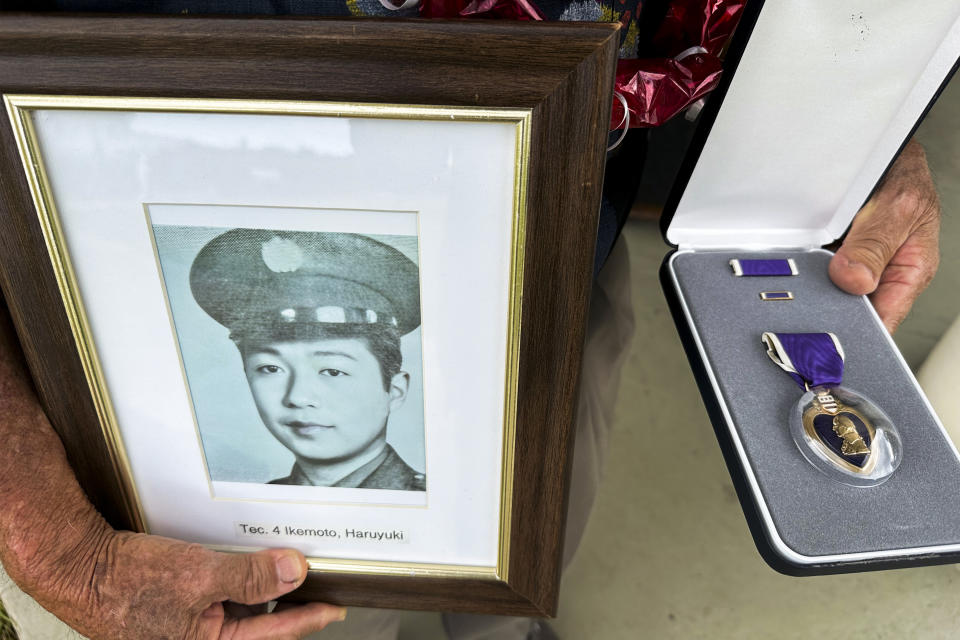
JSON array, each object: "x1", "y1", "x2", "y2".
[{"x1": 0, "y1": 14, "x2": 618, "y2": 616}]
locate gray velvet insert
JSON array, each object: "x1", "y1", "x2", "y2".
[{"x1": 670, "y1": 249, "x2": 960, "y2": 559}]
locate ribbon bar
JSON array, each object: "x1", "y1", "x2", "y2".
[
  {"x1": 760, "y1": 291, "x2": 794, "y2": 301},
  {"x1": 730, "y1": 258, "x2": 798, "y2": 277},
  {"x1": 762, "y1": 332, "x2": 845, "y2": 390}
]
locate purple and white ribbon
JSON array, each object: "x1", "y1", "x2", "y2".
[
  {"x1": 761, "y1": 332, "x2": 845, "y2": 390},
  {"x1": 731, "y1": 258, "x2": 798, "y2": 277}
]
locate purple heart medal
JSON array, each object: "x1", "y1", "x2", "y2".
[{"x1": 761, "y1": 332, "x2": 902, "y2": 486}]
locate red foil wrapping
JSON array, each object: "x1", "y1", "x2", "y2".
[
  {"x1": 651, "y1": 0, "x2": 747, "y2": 58},
  {"x1": 615, "y1": 0, "x2": 746, "y2": 128},
  {"x1": 611, "y1": 50, "x2": 723, "y2": 128},
  {"x1": 419, "y1": 0, "x2": 747, "y2": 128}
]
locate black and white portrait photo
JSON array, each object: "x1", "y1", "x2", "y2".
[
  {"x1": 152, "y1": 218, "x2": 427, "y2": 497},
  {"x1": 20, "y1": 105, "x2": 527, "y2": 559}
]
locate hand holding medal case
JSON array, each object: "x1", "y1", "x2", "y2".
[{"x1": 659, "y1": 1, "x2": 960, "y2": 574}]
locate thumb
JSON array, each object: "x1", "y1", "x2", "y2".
[
  {"x1": 828, "y1": 199, "x2": 911, "y2": 295},
  {"x1": 212, "y1": 548, "x2": 308, "y2": 605}
]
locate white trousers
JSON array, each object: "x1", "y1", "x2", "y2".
[{"x1": 1, "y1": 239, "x2": 634, "y2": 640}]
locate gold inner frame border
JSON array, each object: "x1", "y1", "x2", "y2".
[{"x1": 3, "y1": 94, "x2": 533, "y2": 582}]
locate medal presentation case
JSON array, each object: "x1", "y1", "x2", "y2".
[{"x1": 660, "y1": 1, "x2": 960, "y2": 574}]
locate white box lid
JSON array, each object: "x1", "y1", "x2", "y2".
[{"x1": 664, "y1": 0, "x2": 960, "y2": 250}]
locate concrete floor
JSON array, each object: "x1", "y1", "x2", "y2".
[{"x1": 395, "y1": 71, "x2": 960, "y2": 639}]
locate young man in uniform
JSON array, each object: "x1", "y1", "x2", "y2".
[{"x1": 189, "y1": 229, "x2": 426, "y2": 491}]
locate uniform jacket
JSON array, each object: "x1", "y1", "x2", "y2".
[{"x1": 269, "y1": 444, "x2": 426, "y2": 491}]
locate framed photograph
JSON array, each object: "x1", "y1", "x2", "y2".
[{"x1": 0, "y1": 15, "x2": 618, "y2": 615}]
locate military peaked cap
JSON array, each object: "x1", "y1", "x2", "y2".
[{"x1": 190, "y1": 229, "x2": 421, "y2": 336}]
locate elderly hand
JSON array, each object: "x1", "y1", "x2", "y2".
[
  {"x1": 22, "y1": 532, "x2": 346, "y2": 640},
  {"x1": 0, "y1": 296, "x2": 345, "y2": 640},
  {"x1": 829, "y1": 140, "x2": 941, "y2": 333}
]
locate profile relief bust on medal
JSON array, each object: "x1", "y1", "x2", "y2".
[{"x1": 190, "y1": 228, "x2": 426, "y2": 491}]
